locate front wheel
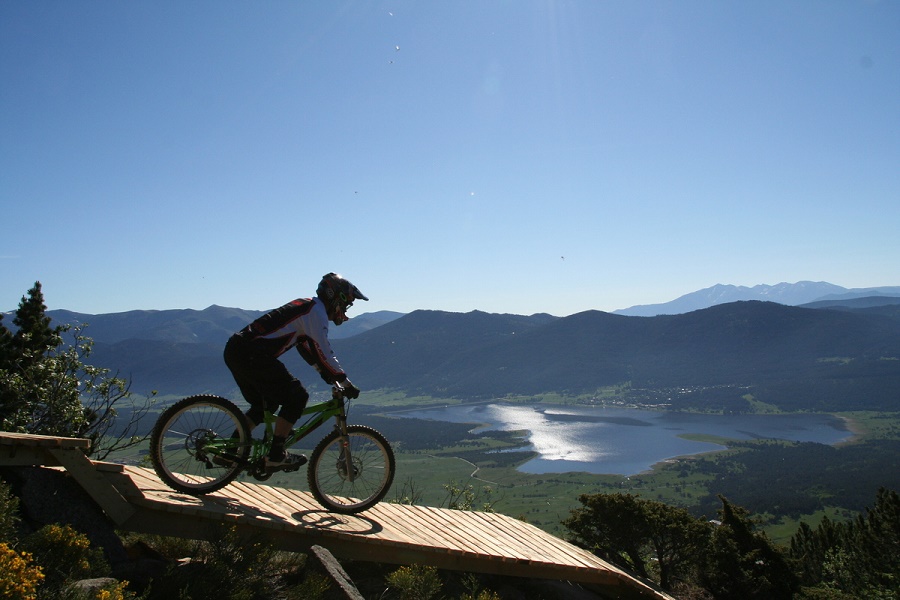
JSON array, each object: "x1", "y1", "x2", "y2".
[
  {"x1": 150, "y1": 395, "x2": 251, "y2": 495},
  {"x1": 308, "y1": 425, "x2": 395, "y2": 514}
]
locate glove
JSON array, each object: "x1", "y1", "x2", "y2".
[{"x1": 343, "y1": 381, "x2": 360, "y2": 399}]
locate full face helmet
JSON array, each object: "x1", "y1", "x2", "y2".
[{"x1": 316, "y1": 272, "x2": 369, "y2": 325}]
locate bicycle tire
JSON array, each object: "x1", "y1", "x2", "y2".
[
  {"x1": 150, "y1": 395, "x2": 250, "y2": 495},
  {"x1": 307, "y1": 425, "x2": 395, "y2": 514}
]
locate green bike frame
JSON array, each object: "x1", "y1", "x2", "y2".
[{"x1": 209, "y1": 389, "x2": 356, "y2": 482}]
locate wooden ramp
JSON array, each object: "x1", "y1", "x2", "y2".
[{"x1": 0, "y1": 433, "x2": 672, "y2": 600}]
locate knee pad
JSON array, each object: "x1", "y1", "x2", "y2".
[{"x1": 277, "y1": 382, "x2": 309, "y2": 423}]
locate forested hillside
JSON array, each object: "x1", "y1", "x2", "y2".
[
  {"x1": 34, "y1": 300, "x2": 900, "y2": 412},
  {"x1": 335, "y1": 301, "x2": 900, "y2": 411}
]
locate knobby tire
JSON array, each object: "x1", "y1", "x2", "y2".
[
  {"x1": 150, "y1": 395, "x2": 250, "y2": 495},
  {"x1": 308, "y1": 425, "x2": 395, "y2": 514}
]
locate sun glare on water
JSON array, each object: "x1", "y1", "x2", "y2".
[{"x1": 487, "y1": 405, "x2": 612, "y2": 463}]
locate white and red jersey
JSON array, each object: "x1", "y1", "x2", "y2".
[{"x1": 236, "y1": 297, "x2": 347, "y2": 383}]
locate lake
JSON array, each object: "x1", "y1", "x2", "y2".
[{"x1": 396, "y1": 404, "x2": 852, "y2": 476}]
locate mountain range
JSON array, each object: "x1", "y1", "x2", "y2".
[
  {"x1": 613, "y1": 281, "x2": 900, "y2": 316},
  {"x1": 45, "y1": 306, "x2": 403, "y2": 343},
  {"x1": 27, "y1": 281, "x2": 900, "y2": 413},
  {"x1": 331, "y1": 299, "x2": 900, "y2": 412}
]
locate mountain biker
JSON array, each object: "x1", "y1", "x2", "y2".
[{"x1": 223, "y1": 272, "x2": 368, "y2": 470}]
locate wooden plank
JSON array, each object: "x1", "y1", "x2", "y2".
[
  {"x1": 115, "y1": 468, "x2": 160, "y2": 496},
  {"x1": 109, "y1": 468, "x2": 177, "y2": 512},
  {"x1": 384, "y1": 504, "x2": 478, "y2": 553},
  {"x1": 364, "y1": 503, "x2": 440, "y2": 546},
  {"x1": 509, "y1": 519, "x2": 621, "y2": 573},
  {"x1": 441, "y1": 511, "x2": 528, "y2": 561},
  {"x1": 214, "y1": 482, "x2": 281, "y2": 519},
  {"x1": 241, "y1": 482, "x2": 315, "y2": 522},
  {"x1": 364, "y1": 503, "x2": 458, "y2": 549},
  {"x1": 100, "y1": 468, "x2": 150, "y2": 500},
  {"x1": 122, "y1": 468, "x2": 525, "y2": 569},
  {"x1": 405, "y1": 505, "x2": 512, "y2": 559},
  {"x1": 0, "y1": 432, "x2": 90, "y2": 449},
  {"x1": 217, "y1": 482, "x2": 300, "y2": 526},
  {"x1": 264, "y1": 488, "x2": 393, "y2": 542},
  {"x1": 266, "y1": 488, "x2": 382, "y2": 539},
  {"x1": 272, "y1": 487, "x2": 335, "y2": 517},
  {"x1": 91, "y1": 461, "x2": 126, "y2": 473},
  {"x1": 251, "y1": 483, "x2": 307, "y2": 519},
  {"x1": 0, "y1": 445, "x2": 60, "y2": 467},
  {"x1": 476, "y1": 515, "x2": 571, "y2": 566},
  {"x1": 476, "y1": 513, "x2": 600, "y2": 570},
  {"x1": 452, "y1": 513, "x2": 637, "y2": 587},
  {"x1": 92, "y1": 465, "x2": 672, "y2": 598},
  {"x1": 461, "y1": 512, "x2": 549, "y2": 565},
  {"x1": 48, "y1": 447, "x2": 136, "y2": 525}
]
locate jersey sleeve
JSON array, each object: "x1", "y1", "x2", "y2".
[{"x1": 300, "y1": 300, "x2": 348, "y2": 384}]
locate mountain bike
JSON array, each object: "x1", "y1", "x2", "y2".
[{"x1": 149, "y1": 384, "x2": 395, "y2": 514}]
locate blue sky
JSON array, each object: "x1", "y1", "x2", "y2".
[{"x1": 2, "y1": 1, "x2": 898, "y2": 317}]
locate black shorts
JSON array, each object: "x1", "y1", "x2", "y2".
[{"x1": 223, "y1": 335, "x2": 308, "y2": 423}]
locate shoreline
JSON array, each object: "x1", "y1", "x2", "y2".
[{"x1": 834, "y1": 413, "x2": 865, "y2": 445}]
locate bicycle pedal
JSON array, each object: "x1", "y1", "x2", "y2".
[{"x1": 265, "y1": 463, "x2": 303, "y2": 474}]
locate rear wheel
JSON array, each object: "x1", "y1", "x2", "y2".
[
  {"x1": 308, "y1": 425, "x2": 395, "y2": 514},
  {"x1": 150, "y1": 395, "x2": 250, "y2": 495}
]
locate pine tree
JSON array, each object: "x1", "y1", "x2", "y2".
[
  {"x1": 563, "y1": 492, "x2": 712, "y2": 591},
  {"x1": 862, "y1": 487, "x2": 900, "y2": 592},
  {"x1": 11, "y1": 282, "x2": 60, "y2": 364},
  {"x1": 1, "y1": 283, "x2": 151, "y2": 457},
  {"x1": 787, "y1": 488, "x2": 899, "y2": 597},
  {"x1": 0, "y1": 314, "x2": 13, "y2": 368},
  {"x1": 563, "y1": 492, "x2": 655, "y2": 580},
  {"x1": 817, "y1": 488, "x2": 899, "y2": 597},
  {"x1": 2, "y1": 282, "x2": 65, "y2": 428},
  {"x1": 0, "y1": 282, "x2": 80, "y2": 435},
  {"x1": 790, "y1": 516, "x2": 845, "y2": 586},
  {"x1": 700, "y1": 496, "x2": 797, "y2": 600},
  {"x1": 0, "y1": 314, "x2": 15, "y2": 417}
]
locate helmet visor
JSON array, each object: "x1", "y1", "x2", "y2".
[{"x1": 349, "y1": 284, "x2": 368, "y2": 302}]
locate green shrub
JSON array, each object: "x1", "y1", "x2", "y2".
[
  {"x1": 59, "y1": 579, "x2": 142, "y2": 600},
  {"x1": 386, "y1": 564, "x2": 442, "y2": 600},
  {"x1": 457, "y1": 573, "x2": 502, "y2": 600},
  {"x1": 117, "y1": 532, "x2": 194, "y2": 561},
  {"x1": 461, "y1": 592, "x2": 502, "y2": 600},
  {"x1": 0, "y1": 479, "x2": 21, "y2": 543},
  {"x1": 285, "y1": 572, "x2": 330, "y2": 600},
  {"x1": 20, "y1": 523, "x2": 109, "y2": 597},
  {"x1": 143, "y1": 525, "x2": 304, "y2": 600}
]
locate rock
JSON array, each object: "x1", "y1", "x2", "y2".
[
  {"x1": 68, "y1": 577, "x2": 119, "y2": 593},
  {"x1": 308, "y1": 545, "x2": 366, "y2": 600}
]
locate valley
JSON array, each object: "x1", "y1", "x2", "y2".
[
  {"x1": 113, "y1": 390, "x2": 900, "y2": 544},
  {"x1": 32, "y1": 288, "x2": 900, "y2": 547}
]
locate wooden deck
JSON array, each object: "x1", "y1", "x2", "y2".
[{"x1": 0, "y1": 432, "x2": 672, "y2": 599}]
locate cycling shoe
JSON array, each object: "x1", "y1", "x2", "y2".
[{"x1": 265, "y1": 452, "x2": 307, "y2": 472}]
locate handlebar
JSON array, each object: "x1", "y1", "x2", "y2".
[{"x1": 331, "y1": 381, "x2": 360, "y2": 400}]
